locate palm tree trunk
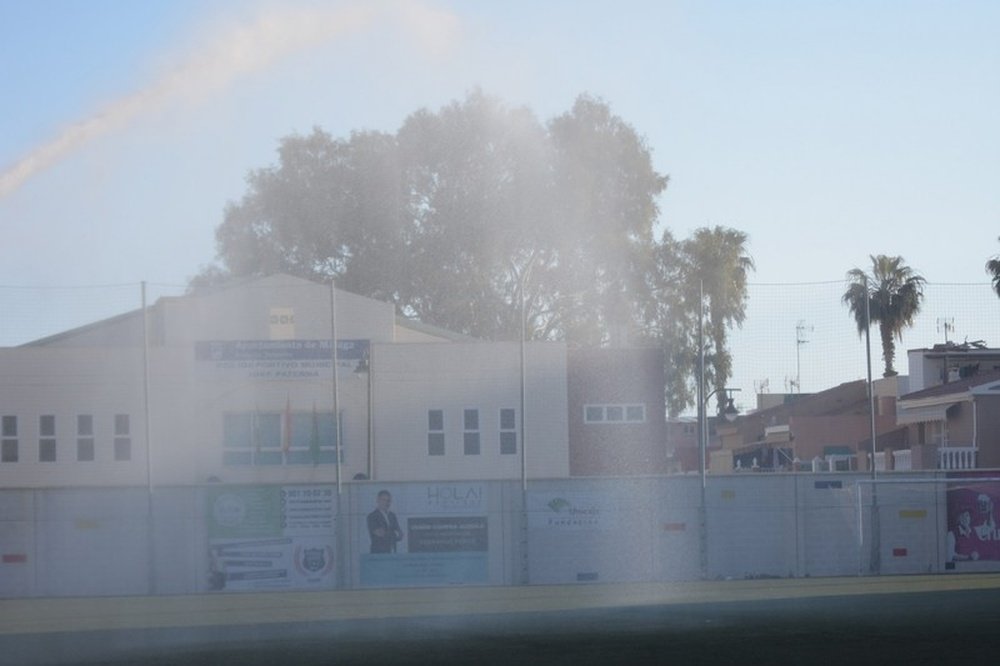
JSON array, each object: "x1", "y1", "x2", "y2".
[{"x1": 879, "y1": 321, "x2": 896, "y2": 377}]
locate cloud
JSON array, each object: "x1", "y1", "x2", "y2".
[{"x1": 0, "y1": 1, "x2": 460, "y2": 200}]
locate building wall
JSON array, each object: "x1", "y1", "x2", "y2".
[
  {"x1": 0, "y1": 348, "x2": 149, "y2": 488},
  {"x1": 788, "y1": 414, "x2": 898, "y2": 461},
  {"x1": 371, "y1": 341, "x2": 569, "y2": 482},
  {"x1": 947, "y1": 402, "x2": 976, "y2": 446},
  {"x1": 567, "y1": 347, "x2": 667, "y2": 476},
  {"x1": 976, "y1": 397, "x2": 1000, "y2": 468}
]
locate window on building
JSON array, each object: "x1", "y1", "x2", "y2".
[
  {"x1": 428, "y1": 409, "x2": 444, "y2": 456},
  {"x1": 77, "y1": 414, "x2": 95, "y2": 462},
  {"x1": 463, "y1": 408, "x2": 480, "y2": 455},
  {"x1": 222, "y1": 410, "x2": 338, "y2": 465},
  {"x1": 1, "y1": 415, "x2": 16, "y2": 463},
  {"x1": 499, "y1": 408, "x2": 517, "y2": 455},
  {"x1": 583, "y1": 404, "x2": 646, "y2": 424},
  {"x1": 114, "y1": 414, "x2": 131, "y2": 462},
  {"x1": 39, "y1": 415, "x2": 56, "y2": 462}
]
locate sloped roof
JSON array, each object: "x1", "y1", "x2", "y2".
[
  {"x1": 899, "y1": 369, "x2": 1000, "y2": 402},
  {"x1": 746, "y1": 379, "x2": 871, "y2": 422}
]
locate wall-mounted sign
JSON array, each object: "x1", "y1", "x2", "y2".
[{"x1": 195, "y1": 339, "x2": 369, "y2": 380}]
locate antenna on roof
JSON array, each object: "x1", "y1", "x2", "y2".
[
  {"x1": 937, "y1": 317, "x2": 955, "y2": 344},
  {"x1": 795, "y1": 320, "x2": 813, "y2": 394}
]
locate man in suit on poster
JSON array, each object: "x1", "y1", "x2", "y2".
[{"x1": 367, "y1": 489, "x2": 404, "y2": 554}]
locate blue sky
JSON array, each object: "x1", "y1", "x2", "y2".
[{"x1": 1, "y1": 0, "x2": 999, "y2": 396}]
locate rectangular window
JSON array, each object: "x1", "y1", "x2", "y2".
[
  {"x1": 77, "y1": 439, "x2": 95, "y2": 462},
  {"x1": 464, "y1": 408, "x2": 480, "y2": 455},
  {"x1": 428, "y1": 409, "x2": 444, "y2": 456},
  {"x1": 1, "y1": 416, "x2": 17, "y2": 463},
  {"x1": 499, "y1": 408, "x2": 517, "y2": 455},
  {"x1": 1, "y1": 439, "x2": 17, "y2": 463},
  {"x1": 39, "y1": 439, "x2": 56, "y2": 462},
  {"x1": 77, "y1": 414, "x2": 95, "y2": 462},
  {"x1": 464, "y1": 409, "x2": 479, "y2": 431},
  {"x1": 223, "y1": 410, "x2": 338, "y2": 466},
  {"x1": 584, "y1": 404, "x2": 647, "y2": 424},
  {"x1": 39, "y1": 416, "x2": 56, "y2": 463},
  {"x1": 114, "y1": 414, "x2": 131, "y2": 461}
]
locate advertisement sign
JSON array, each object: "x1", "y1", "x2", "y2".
[
  {"x1": 206, "y1": 485, "x2": 336, "y2": 591},
  {"x1": 196, "y1": 339, "x2": 369, "y2": 380},
  {"x1": 527, "y1": 491, "x2": 608, "y2": 531},
  {"x1": 946, "y1": 475, "x2": 1000, "y2": 566},
  {"x1": 526, "y1": 486, "x2": 654, "y2": 584},
  {"x1": 358, "y1": 484, "x2": 489, "y2": 587}
]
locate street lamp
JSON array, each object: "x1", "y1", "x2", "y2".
[
  {"x1": 698, "y1": 387, "x2": 741, "y2": 485},
  {"x1": 697, "y1": 386, "x2": 739, "y2": 580}
]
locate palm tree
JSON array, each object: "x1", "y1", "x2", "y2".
[
  {"x1": 842, "y1": 255, "x2": 925, "y2": 377},
  {"x1": 684, "y1": 227, "x2": 755, "y2": 412},
  {"x1": 985, "y1": 237, "x2": 1000, "y2": 298}
]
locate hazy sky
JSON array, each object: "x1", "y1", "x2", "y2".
[{"x1": 1, "y1": 0, "x2": 999, "y2": 393}]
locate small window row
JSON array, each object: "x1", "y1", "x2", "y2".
[
  {"x1": 427, "y1": 408, "x2": 517, "y2": 457},
  {"x1": 0, "y1": 414, "x2": 132, "y2": 463},
  {"x1": 583, "y1": 404, "x2": 646, "y2": 424}
]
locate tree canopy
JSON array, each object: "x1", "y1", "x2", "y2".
[
  {"x1": 842, "y1": 254, "x2": 925, "y2": 377},
  {"x1": 197, "y1": 91, "x2": 755, "y2": 414},
  {"x1": 657, "y1": 227, "x2": 755, "y2": 415},
  {"x1": 201, "y1": 91, "x2": 669, "y2": 345}
]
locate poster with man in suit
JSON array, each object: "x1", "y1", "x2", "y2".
[{"x1": 366, "y1": 489, "x2": 404, "y2": 554}]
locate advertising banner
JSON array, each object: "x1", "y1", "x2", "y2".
[
  {"x1": 357, "y1": 484, "x2": 489, "y2": 587},
  {"x1": 206, "y1": 485, "x2": 336, "y2": 591},
  {"x1": 946, "y1": 474, "x2": 1000, "y2": 567},
  {"x1": 196, "y1": 339, "x2": 369, "y2": 380},
  {"x1": 526, "y1": 485, "x2": 655, "y2": 584}
]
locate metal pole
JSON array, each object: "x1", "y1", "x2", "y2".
[
  {"x1": 864, "y1": 276, "x2": 876, "y2": 479},
  {"x1": 330, "y1": 282, "x2": 341, "y2": 495},
  {"x1": 141, "y1": 281, "x2": 155, "y2": 595},
  {"x1": 697, "y1": 280, "x2": 708, "y2": 578},
  {"x1": 141, "y1": 281, "x2": 153, "y2": 494},
  {"x1": 863, "y1": 275, "x2": 880, "y2": 574},
  {"x1": 519, "y1": 264, "x2": 529, "y2": 493},
  {"x1": 367, "y1": 345, "x2": 374, "y2": 480},
  {"x1": 698, "y1": 280, "x2": 706, "y2": 490}
]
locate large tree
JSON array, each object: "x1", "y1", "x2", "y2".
[
  {"x1": 842, "y1": 255, "x2": 926, "y2": 377},
  {"x1": 201, "y1": 91, "x2": 668, "y2": 344},
  {"x1": 657, "y1": 227, "x2": 755, "y2": 415}
]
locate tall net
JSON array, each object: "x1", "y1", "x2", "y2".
[
  {"x1": 0, "y1": 281, "x2": 185, "y2": 346},
  {"x1": 726, "y1": 281, "x2": 1000, "y2": 413}
]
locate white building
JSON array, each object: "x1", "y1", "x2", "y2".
[{"x1": 0, "y1": 274, "x2": 570, "y2": 488}]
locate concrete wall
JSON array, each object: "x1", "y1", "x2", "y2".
[
  {"x1": 977, "y1": 398, "x2": 1000, "y2": 468},
  {"x1": 371, "y1": 341, "x2": 569, "y2": 482},
  {"x1": 2, "y1": 472, "x2": 996, "y2": 599},
  {"x1": 567, "y1": 348, "x2": 667, "y2": 476}
]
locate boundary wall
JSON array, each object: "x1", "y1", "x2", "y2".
[{"x1": 0, "y1": 473, "x2": 994, "y2": 598}]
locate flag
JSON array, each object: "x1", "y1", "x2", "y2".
[
  {"x1": 282, "y1": 397, "x2": 292, "y2": 455},
  {"x1": 310, "y1": 403, "x2": 321, "y2": 466}
]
